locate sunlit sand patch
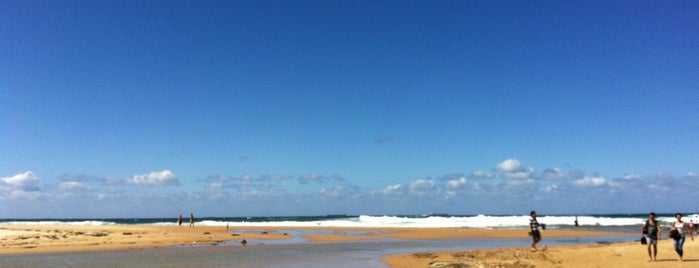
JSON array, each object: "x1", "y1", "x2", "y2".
[{"x1": 0, "y1": 229, "x2": 41, "y2": 238}]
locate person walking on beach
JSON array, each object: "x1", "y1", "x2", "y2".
[
  {"x1": 690, "y1": 220, "x2": 695, "y2": 234},
  {"x1": 189, "y1": 213, "x2": 195, "y2": 228},
  {"x1": 641, "y1": 212, "x2": 661, "y2": 261},
  {"x1": 529, "y1": 211, "x2": 542, "y2": 251},
  {"x1": 178, "y1": 214, "x2": 183, "y2": 226},
  {"x1": 670, "y1": 213, "x2": 694, "y2": 261}
]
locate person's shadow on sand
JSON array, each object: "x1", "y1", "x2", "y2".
[{"x1": 653, "y1": 258, "x2": 699, "y2": 262}]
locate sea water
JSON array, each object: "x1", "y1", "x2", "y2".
[
  {"x1": 0, "y1": 235, "x2": 635, "y2": 268},
  {"x1": 2, "y1": 213, "x2": 695, "y2": 232}
]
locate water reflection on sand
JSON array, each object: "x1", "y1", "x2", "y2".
[{"x1": 1, "y1": 234, "x2": 635, "y2": 268}]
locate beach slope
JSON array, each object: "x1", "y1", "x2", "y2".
[{"x1": 382, "y1": 238, "x2": 699, "y2": 268}]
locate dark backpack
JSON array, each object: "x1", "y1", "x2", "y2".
[{"x1": 670, "y1": 229, "x2": 682, "y2": 240}]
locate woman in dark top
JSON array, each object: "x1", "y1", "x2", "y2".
[{"x1": 641, "y1": 212, "x2": 661, "y2": 262}]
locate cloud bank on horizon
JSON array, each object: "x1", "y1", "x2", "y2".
[{"x1": 2, "y1": 159, "x2": 697, "y2": 218}]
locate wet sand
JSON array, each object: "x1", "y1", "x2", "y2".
[
  {"x1": 1, "y1": 224, "x2": 656, "y2": 267},
  {"x1": 382, "y1": 236, "x2": 699, "y2": 267},
  {"x1": 0, "y1": 224, "x2": 628, "y2": 255}
]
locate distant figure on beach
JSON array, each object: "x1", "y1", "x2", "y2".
[
  {"x1": 189, "y1": 213, "x2": 195, "y2": 227},
  {"x1": 574, "y1": 216, "x2": 579, "y2": 227},
  {"x1": 529, "y1": 210, "x2": 542, "y2": 251},
  {"x1": 178, "y1": 215, "x2": 183, "y2": 226},
  {"x1": 690, "y1": 220, "x2": 695, "y2": 234},
  {"x1": 642, "y1": 212, "x2": 661, "y2": 261},
  {"x1": 670, "y1": 213, "x2": 694, "y2": 262}
]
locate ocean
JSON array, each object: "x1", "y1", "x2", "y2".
[{"x1": 3, "y1": 213, "x2": 697, "y2": 232}]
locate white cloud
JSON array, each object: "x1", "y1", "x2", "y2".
[
  {"x1": 447, "y1": 177, "x2": 468, "y2": 188},
  {"x1": 1, "y1": 171, "x2": 41, "y2": 200},
  {"x1": 320, "y1": 185, "x2": 346, "y2": 198},
  {"x1": 208, "y1": 182, "x2": 224, "y2": 189},
  {"x1": 496, "y1": 159, "x2": 535, "y2": 179},
  {"x1": 240, "y1": 175, "x2": 255, "y2": 186},
  {"x1": 541, "y1": 168, "x2": 568, "y2": 180},
  {"x1": 506, "y1": 178, "x2": 536, "y2": 187},
  {"x1": 502, "y1": 168, "x2": 535, "y2": 180},
  {"x1": 409, "y1": 179, "x2": 435, "y2": 196},
  {"x1": 542, "y1": 184, "x2": 558, "y2": 193},
  {"x1": 496, "y1": 159, "x2": 522, "y2": 173},
  {"x1": 2, "y1": 171, "x2": 38, "y2": 189},
  {"x1": 373, "y1": 184, "x2": 402, "y2": 195},
  {"x1": 655, "y1": 172, "x2": 673, "y2": 180},
  {"x1": 6, "y1": 190, "x2": 42, "y2": 200},
  {"x1": 573, "y1": 176, "x2": 607, "y2": 187},
  {"x1": 6, "y1": 158, "x2": 697, "y2": 217},
  {"x1": 125, "y1": 170, "x2": 180, "y2": 186},
  {"x1": 298, "y1": 172, "x2": 327, "y2": 184},
  {"x1": 471, "y1": 171, "x2": 493, "y2": 179},
  {"x1": 238, "y1": 188, "x2": 263, "y2": 198},
  {"x1": 621, "y1": 173, "x2": 642, "y2": 180},
  {"x1": 58, "y1": 181, "x2": 87, "y2": 191}
]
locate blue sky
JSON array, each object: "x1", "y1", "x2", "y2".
[{"x1": 2, "y1": 1, "x2": 698, "y2": 218}]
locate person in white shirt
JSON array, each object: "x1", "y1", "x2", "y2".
[{"x1": 670, "y1": 213, "x2": 694, "y2": 262}]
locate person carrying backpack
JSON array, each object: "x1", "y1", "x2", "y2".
[
  {"x1": 641, "y1": 212, "x2": 661, "y2": 262},
  {"x1": 670, "y1": 213, "x2": 694, "y2": 262}
]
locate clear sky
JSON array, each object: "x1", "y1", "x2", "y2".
[{"x1": 2, "y1": 1, "x2": 698, "y2": 218}]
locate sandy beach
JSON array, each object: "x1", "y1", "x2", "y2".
[
  {"x1": 0, "y1": 224, "x2": 628, "y2": 255},
  {"x1": 3, "y1": 224, "x2": 687, "y2": 267},
  {"x1": 382, "y1": 236, "x2": 699, "y2": 268},
  {"x1": 0, "y1": 224, "x2": 291, "y2": 255}
]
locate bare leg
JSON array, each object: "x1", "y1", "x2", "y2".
[{"x1": 531, "y1": 237, "x2": 541, "y2": 251}]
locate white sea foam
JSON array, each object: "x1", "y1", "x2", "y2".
[
  {"x1": 4, "y1": 214, "x2": 698, "y2": 229},
  {"x1": 199, "y1": 214, "x2": 666, "y2": 228}
]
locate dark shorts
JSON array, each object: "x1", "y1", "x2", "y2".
[{"x1": 531, "y1": 230, "x2": 541, "y2": 240}]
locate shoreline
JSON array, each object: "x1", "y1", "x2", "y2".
[{"x1": 0, "y1": 224, "x2": 629, "y2": 255}]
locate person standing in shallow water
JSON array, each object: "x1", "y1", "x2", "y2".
[
  {"x1": 641, "y1": 212, "x2": 661, "y2": 262},
  {"x1": 670, "y1": 213, "x2": 694, "y2": 261},
  {"x1": 189, "y1": 213, "x2": 195, "y2": 228},
  {"x1": 529, "y1": 211, "x2": 542, "y2": 251},
  {"x1": 178, "y1": 215, "x2": 183, "y2": 226}
]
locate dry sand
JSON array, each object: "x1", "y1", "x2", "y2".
[
  {"x1": 382, "y1": 237, "x2": 699, "y2": 268},
  {"x1": 0, "y1": 224, "x2": 289, "y2": 255},
  {"x1": 3, "y1": 224, "x2": 683, "y2": 268}
]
